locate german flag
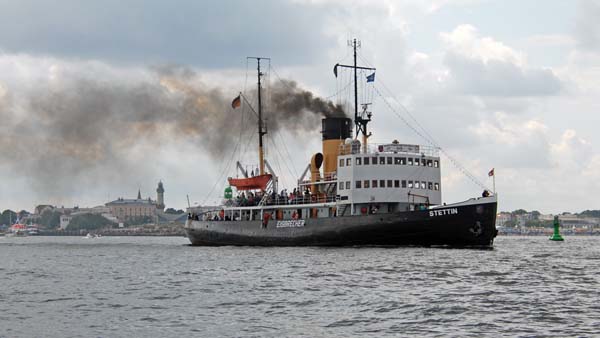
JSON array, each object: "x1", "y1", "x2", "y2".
[{"x1": 231, "y1": 95, "x2": 241, "y2": 109}]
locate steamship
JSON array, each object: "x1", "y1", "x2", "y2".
[{"x1": 185, "y1": 42, "x2": 497, "y2": 247}]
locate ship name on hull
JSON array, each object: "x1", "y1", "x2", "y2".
[
  {"x1": 276, "y1": 220, "x2": 306, "y2": 228},
  {"x1": 429, "y1": 208, "x2": 458, "y2": 217}
]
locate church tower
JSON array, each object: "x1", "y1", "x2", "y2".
[{"x1": 156, "y1": 181, "x2": 165, "y2": 210}]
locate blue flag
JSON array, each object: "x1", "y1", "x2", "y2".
[{"x1": 366, "y1": 72, "x2": 375, "y2": 82}]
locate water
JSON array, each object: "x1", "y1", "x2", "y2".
[{"x1": 0, "y1": 236, "x2": 598, "y2": 337}]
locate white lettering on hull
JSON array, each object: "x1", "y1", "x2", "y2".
[
  {"x1": 429, "y1": 208, "x2": 459, "y2": 217},
  {"x1": 276, "y1": 220, "x2": 306, "y2": 228}
]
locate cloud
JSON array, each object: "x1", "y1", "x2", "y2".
[
  {"x1": 468, "y1": 112, "x2": 552, "y2": 169},
  {"x1": 440, "y1": 25, "x2": 562, "y2": 96},
  {"x1": 0, "y1": 0, "x2": 337, "y2": 68},
  {"x1": 444, "y1": 52, "x2": 562, "y2": 96},
  {"x1": 0, "y1": 53, "x2": 342, "y2": 206},
  {"x1": 523, "y1": 34, "x2": 576, "y2": 48},
  {"x1": 575, "y1": 0, "x2": 600, "y2": 52},
  {"x1": 469, "y1": 113, "x2": 594, "y2": 172},
  {"x1": 0, "y1": 2, "x2": 598, "y2": 215},
  {"x1": 441, "y1": 24, "x2": 525, "y2": 65}
]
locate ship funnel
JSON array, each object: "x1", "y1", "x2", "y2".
[
  {"x1": 322, "y1": 117, "x2": 352, "y2": 177},
  {"x1": 310, "y1": 153, "x2": 323, "y2": 193}
]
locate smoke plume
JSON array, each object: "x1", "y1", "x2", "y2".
[{"x1": 0, "y1": 63, "x2": 345, "y2": 201}]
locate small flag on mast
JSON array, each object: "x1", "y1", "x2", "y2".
[
  {"x1": 366, "y1": 72, "x2": 375, "y2": 83},
  {"x1": 231, "y1": 95, "x2": 241, "y2": 109},
  {"x1": 488, "y1": 168, "x2": 495, "y2": 177}
]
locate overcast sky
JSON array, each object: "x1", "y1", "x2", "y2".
[{"x1": 1, "y1": 0, "x2": 599, "y2": 214}]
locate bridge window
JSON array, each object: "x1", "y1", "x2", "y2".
[
  {"x1": 380, "y1": 179, "x2": 385, "y2": 187},
  {"x1": 434, "y1": 183, "x2": 440, "y2": 190},
  {"x1": 408, "y1": 158, "x2": 413, "y2": 165},
  {"x1": 356, "y1": 157, "x2": 361, "y2": 165},
  {"x1": 339, "y1": 159, "x2": 344, "y2": 167},
  {"x1": 339, "y1": 182, "x2": 344, "y2": 190},
  {"x1": 346, "y1": 158, "x2": 351, "y2": 166},
  {"x1": 372, "y1": 180, "x2": 378, "y2": 188},
  {"x1": 402, "y1": 180, "x2": 407, "y2": 188},
  {"x1": 346, "y1": 181, "x2": 350, "y2": 190},
  {"x1": 387, "y1": 157, "x2": 393, "y2": 165},
  {"x1": 364, "y1": 180, "x2": 370, "y2": 188},
  {"x1": 427, "y1": 160, "x2": 433, "y2": 167},
  {"x1": 379, "y1": 157, "x2": 385, "y2": 165},
  {"x1": 394, "y1": 180, "x2": 400, "y2": 188},
  {"x1": 364, "y1": 157, "x2": 370, "y2": 165},
  {"x1": 387, "y1": 180, "x2": 393, "y2": 188},
  {"x1": 408, "y1": 181, "x2": 413, "y2": 188},
  {"x1": 400, "y1": 157, "x2": 406, "y2": 165},
  {"x1": 414, "y1": 158, "x2": 420, "y2": 166},
  {"x1": 371, "y1": 157, "x2": 377, "y2": 165},
  {"x1": 394, "y1": 157, "x2": 401, "y2": 164},
  {"x1": 421, "y1": 158, "x2": 426, "y2": 166},
  {"x1": 434, "y1": 160, "x2": 439, "y2": 168},
  {"x1": 355, "y1": 181, "x2": 362, "y2": 189},
  {"x1": 421, "y1": 181, "x2": 426, "y2": 189},
  {"x1": 428, "y1": 182, "x2": 433, "y2": 190}
]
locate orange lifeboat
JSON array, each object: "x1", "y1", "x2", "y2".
[{"x1": 228, "y1": 174, "x2": 272, "y2": 191}]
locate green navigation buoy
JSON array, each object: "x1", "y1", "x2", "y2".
[{"x1": 549, "y1": 215, "x2": 564, "y2": 241}]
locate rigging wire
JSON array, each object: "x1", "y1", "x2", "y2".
[
  {"x1": 372, "y1": 85, "x2": 489, "y2": 191},
  {"x1": 200, "y1": 97, "x2": 253, "y2": 205},
  {"x1": 200, "y1": 136, "x2": 240, "y2": 206},
  {"x1": 274, "y1": 129, "x2": 299, "y2": 178},
  {"x1": 324, "y1": 78, "x2": 353, "y2": 101},
  {"x1": 269, "y1": 65, "x2": 298, "y2": 93},
  {"x1": 267, "y1": 137, "x2": 290, "y2": 189},
  {"x1": 354, "y1": 51, "x2": 489, "y2": 191},
  {"x1": 268, "y1": 132, "x2": 297, "y2": 186},
  {"x1": 357, "y1": 52, "x2": 438, "y2": 146},
  {"x1": 243, "y1": 58, "x2": 249, "y2": 95}
]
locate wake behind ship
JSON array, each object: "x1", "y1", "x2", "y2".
[{"x1": 185, "y1": 40, "x2": 497, "y2": 247}]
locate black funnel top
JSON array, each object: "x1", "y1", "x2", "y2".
[{"x1": 322, "y1": 117, "x2": 352, "y2": 141}]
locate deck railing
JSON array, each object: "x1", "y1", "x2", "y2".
[{"x1": 339, "y1": 142, "x2": 439, "y2": 157}]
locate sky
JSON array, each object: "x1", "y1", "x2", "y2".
[{"x1": 0, "y1": 0, "x2": 599, "y2": 214}]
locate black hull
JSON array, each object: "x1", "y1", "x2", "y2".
[{"x1": 185, "y1": 200, "x2": 497, "y2": 248}]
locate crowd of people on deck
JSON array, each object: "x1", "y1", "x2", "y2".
[
  {"x1": 234, "y1": 188, "x2": 322, "y2": 207},
  {"x1": 187, "y1": 187, "x2": 332, "y2": 222}
]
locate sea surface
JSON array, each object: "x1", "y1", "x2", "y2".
[{"x1": 0, "y1": 236, "x2": 598, "y2": 337}]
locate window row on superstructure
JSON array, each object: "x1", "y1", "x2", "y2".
[
  {"x1": 339, "y1": 156, "x2": 439, "y2": 167},
  {"x1": 338, "y1": 180, "x2": 440, "y2": 191}
]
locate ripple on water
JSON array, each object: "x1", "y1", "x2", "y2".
[{"x1": 1, "y1": 236, "x2": 599, "y2": 337}]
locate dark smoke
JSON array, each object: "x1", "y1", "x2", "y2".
[
  {"x1": 0, "y1": 65, "x2": 345, "y2": 199},
  {"x1": 266, "y1": 79, "x2": 346, "y2": 133}
]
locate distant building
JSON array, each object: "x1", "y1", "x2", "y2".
[
  {"x1": 515, "y1": 213, "x2": 535, "y2": 226},
  {"x1": 58, "y1": 205, "x2": 118, "y2": 229},
  {"x1": 156, "y1": 181, "x2": 165, "y2": 210},
  {"x1": 105, "y1": 182, "x2": 166, "y2": 222},
  {"x1": 35, "y1": 205, "x2": 54, "y2": 215},
  {"x1": 496, "y1": 212, "x2": 513, "y2": 226},
  {"x1": 59, "y1": 215, "x2": 72, "y2": 230},
  {"x1": 558, "y1": 214, "x2": 598, "y2": 228}
]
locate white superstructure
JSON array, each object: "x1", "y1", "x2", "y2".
[{"x1": 335, "y1": 141, "x2": 441, "y2": 215}]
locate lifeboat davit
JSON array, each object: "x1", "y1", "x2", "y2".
[{"x1": 228, "y1": 174, "x2": 272, "y2": 191}]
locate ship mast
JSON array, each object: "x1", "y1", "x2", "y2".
[
  {"x1": 248, "y1": 57, "x2": 269, "y2": 176},
  {"x1": 334, "y1": 39, "x2": 376, "y2": 152}
]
